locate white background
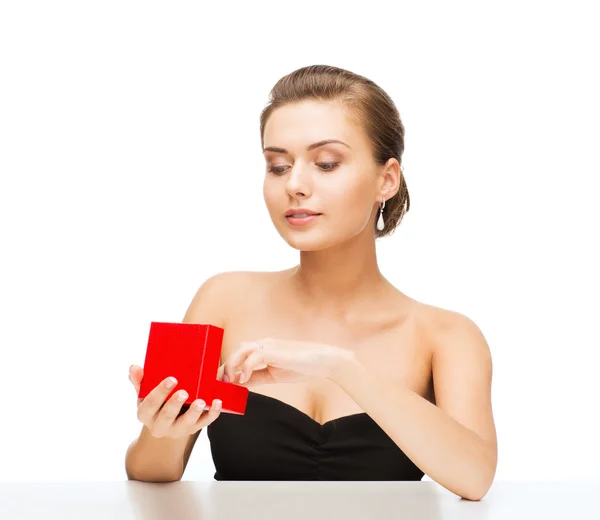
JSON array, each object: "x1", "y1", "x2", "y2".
[{"x1": 1, "y1": 1, "x2": 598, "y2": 483}]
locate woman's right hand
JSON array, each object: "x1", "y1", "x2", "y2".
[{"x1": 128, "y1": 364, "x2": 223, "y2": 439}]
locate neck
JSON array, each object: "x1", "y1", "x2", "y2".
[{"x1": 286, "y1": 231, "x2": 391, "y2": 319}]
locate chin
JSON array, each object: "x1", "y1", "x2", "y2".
[
  {"x1": 278, "y1": 228, "x2": 356, "y2": 252},
  {"x1": 283, "y1": 237, "x2": 327, "y2": 252}
]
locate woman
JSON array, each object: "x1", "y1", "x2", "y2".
[{"x1": 125, "y1": 64, "x2": 498, "y2": 501}]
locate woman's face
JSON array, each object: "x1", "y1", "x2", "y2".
[{"x1": 262, "y1": 100, "x2": 387, "y2": 251}]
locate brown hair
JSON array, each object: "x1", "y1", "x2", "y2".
[{"x1": 259, "y1": 64, "x2": 410, "y2": 238}]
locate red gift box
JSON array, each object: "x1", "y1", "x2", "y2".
[{"x1": 138, "y1": 321, "x2": 248, "y2": 414}]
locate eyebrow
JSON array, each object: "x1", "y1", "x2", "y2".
[{"x1": 263, "y1": 139, "x2": 351, "y2": 154}]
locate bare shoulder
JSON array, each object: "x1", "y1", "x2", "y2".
[
  {"x1": 182, "y1": 270, "x2": 272, "y2": 327},
  {"x1": 417, "y1": 302, "x2": 492, "y2": 363},
  {"x1": 425, "y1": 302, "x2": 488, "y2": 336}
]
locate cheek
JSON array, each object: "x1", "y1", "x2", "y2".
[
  {"x1": 328, "y1": 176, "x2": 374, "y2": 218},
  {"x1": 263, "y1": 182, "x2": 287, "y2": 223},
  {"x1": 262, "y1": 181, "x2": 277, "y2": 208}
]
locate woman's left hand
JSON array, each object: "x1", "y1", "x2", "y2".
[{"x1": 218, "y1": 338, "x2": 353, "y2": 386}]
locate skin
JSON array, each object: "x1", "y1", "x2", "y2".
[{"x1": 127, "y1": 100, "x2": 498, "y2": 499}]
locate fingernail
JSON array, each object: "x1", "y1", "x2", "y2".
[
  {"x1": 195, "y1": 400, "x2": 206, "y2": 412},
  {"x1": 213, "y1": 399, "x2": 222, "y2": 411},
  {"x1": 223, "y1": 374, "x2": 229, "y2": 383},
  {"x1": 166, "y1": 377, "x2": 177, "y2": 388},
  {"x1": 177, "y1": 391, "x2": 187, "y2": 402},
  {"x1": 238, "y1": 372, "x2": 245, "y2": 384}
]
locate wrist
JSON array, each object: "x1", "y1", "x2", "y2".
[{"x1": 328, "y1": 347, "x2": 361, "y2": 384}]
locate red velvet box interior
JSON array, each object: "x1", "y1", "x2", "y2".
[{"x1": 138, "y1": 321, "x2": 248, "y2": 414}]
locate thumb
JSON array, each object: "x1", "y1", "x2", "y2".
[{"x1": 129, "y1": 364, "x2": 144, "y2": 392}]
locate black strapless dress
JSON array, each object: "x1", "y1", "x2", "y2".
[{"x1": 206, "y1": 390, "x2": 425, "y2": 481}]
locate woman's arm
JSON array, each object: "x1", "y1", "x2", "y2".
[
  {"x1": 125, "y1": 271, "x2": 240, "y2": 482},
  {"x1": 125, "y1": 427, "x2": 200, "y2": 482},
  {"x1": 329, "y1": 311, "x2": 497, "y2": 501}
]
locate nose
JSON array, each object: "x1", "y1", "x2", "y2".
[{"x1": 284, "y1": 163, "x2": 312, "y2": 198}]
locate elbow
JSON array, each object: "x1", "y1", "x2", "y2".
[
  {"x1": 458, "y1": 475, "x2": 493, "y2": 501},
  {"x1": 460, "y1": 483, "x2": 490, "y2": 502},
  {"x1": 126, "y1": 469, "x2": 183, "y2": 483},
  {"x1": 460, "y1": 460, "x2": 497, "y2": 501},
  {"x1": 125, "y1": 463, "x2": 183, "y2": 483},
  {"x1": 125, "y1": 440, "x2": 184, "y2": 483}
]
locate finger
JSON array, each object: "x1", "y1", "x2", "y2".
[
  {"x1": 129, "y1": 365, "x2": 145, "y2": 406},
  {"x1": 216, "y1": 364, "x2": 234, "y2": 383},
  {"x1": 136, "y1": 376, "x2": 178, "y2": 424},
  {"x1": 172, "y1": 398, "x2": 208, "y2": 432},
  {"x1": 222, "y1": 345, "x2": 251, "y2": 383},
  {"x1": 224, "y1": 343, "x2": 259, "y2": 383},
  {"x1": 216, "y1": 363, "x2": 226, "y2": 382},
  {"x1": 129, "y1": 365, "x2": 144, "y2": 393},
  {"x1": 239, "y1": 349, "x2": 268, "y2": 384},
  {"x1": 174, "y1": 397, "x2": 222, "y2": 436},
  {"x1": 151, "y1": 389, "x2": 189, "y2": 437},
  {"x1": 194, "y1": 398, "x2": 223, "y2": 429},
  {"x1": 238, "y1": 347, "x2": 284, "y2": 384},
  {"x1": 239, "y1": 368, "x2": 274, "y2": 386}
]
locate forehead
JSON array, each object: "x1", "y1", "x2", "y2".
[{"x1": 263, "y1": 100, "x2": 363, "y2": 150}]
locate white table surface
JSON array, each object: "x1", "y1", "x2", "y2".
[{"x1": 0, "y1": 480, "x2": 598, "y2": 519}]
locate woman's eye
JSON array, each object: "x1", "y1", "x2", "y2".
[
  {"x1": 317, "y1": 162, "x2": 340, "y2": 171},
  {"x1": 267, "y1": 165, "x2": 287, "y2": 174},
  {"x1": 267, "y1": 162, "x2": 340, "y2": 175}
]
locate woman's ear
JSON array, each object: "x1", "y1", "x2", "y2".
[{"x1": 382, "y1": 158, "x2": 401, "y2": 197}]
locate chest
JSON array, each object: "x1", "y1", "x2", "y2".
[{"x1": 219, "y1": 293, "x2": 435, "y2": 423}]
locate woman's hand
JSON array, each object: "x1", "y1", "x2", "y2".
[
  {"x1": 128, "y1": 364, "x2": 222, "y2": 439},
  {"x1": 218, "y1": 338, "x2": 354, "y2": 386}
]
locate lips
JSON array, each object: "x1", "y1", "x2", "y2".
[
  {"x1": 285, "y1": 213, "x2": 321, "y2": 226},
  {"x1": 285, "y1": 209, "x2": 322, "y2": 217}
]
